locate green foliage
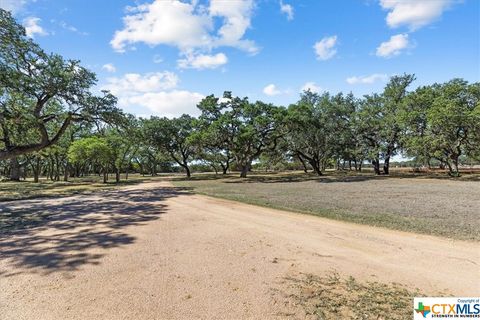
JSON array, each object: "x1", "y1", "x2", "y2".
[
  {"x1": 356, "y1": 74, "x2": 416, "y2": 174},
  {"x1": 284, "y1": 91, "x2": 357, "y2": 175},
  {"x1": 68, "y1": 136, "x2": 112, "y2": 166},
  {"x1": 401, "y1": 79, "x2": 480, "y2": 175},
  {"x1": 142, "y1": 114, "x2": 196, "y2": 177},
  {"x1": 68, "y1": 136, "x2": 113, "y2": 182},
  {"x1": 195, "y1": 91, "x2": 285, "y2": 178},
  {"x1": 0, "y1": 9, "x2": 122, "y2": 160},
  {"x1": 191, "y1": 94, "x2": 235, "y2": 174}
]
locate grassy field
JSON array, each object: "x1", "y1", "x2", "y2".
[
  {"x1": 2, "y1": 170, "x2": 479, "y2": 240},
  {"x1": 0, "y1": 174, "x2": 163, "y2": 201},
  {"x1": 172, "y1": 171, "x2": 480, "y2": 241}
]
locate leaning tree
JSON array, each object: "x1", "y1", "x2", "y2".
[{"x1": 0, "y1": 9, "x2": 121, "y2": 162}]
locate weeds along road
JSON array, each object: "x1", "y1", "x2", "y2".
[{"x1": 1, "y1": 181, "x2": 479, "y2": 319}]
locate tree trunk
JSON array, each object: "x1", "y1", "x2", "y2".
[
  {"x1": 9, "y1": 157, "x2": 21, "y2": 181},
  {"x1": 451, "y1": 154, "x2": 460, "y2": 177},
  {"x1": 32, "y1": 157, "x2": 41, "y2": 183},
  {"x1": 372, "y1": 158, "x2": 381, "y2": 175},
  {"x1": 225, "y1": 159, "x2": 230, "y2": 174},
  {"x1": 184, "y1": 165, "x2": 191, "y2": 178},
  {"x1": 239, "y1": 160, "x2": 252, "y2": 178},
  {"x1": 138, "y1": 160, "x2": 144, "y2": 176},
  {"x1": 115, "y1": 168, "x2": 120, "y2": 183},
  {"x1": 48, "y1": 158, "x2": 54, "y2": 181},
  {"x1": 221, "y1": 160, "x2": 230, "y2": 175},
  {"x1": 54, "y1": 155, "x2": 60, "y2": 181},
  {"x1": 309, "y1": 159, "x2": 322, "y2": 176},
  {"x1": 426, "y1": 158, "x2": 432, "y2": 170},
  {"x1": 297, "y1": 154, "x2": 308, "y2": 173},
  {"x1": 103, "y1": 169, "x2": 108, "y2": 183},
  {"x1": 210, "y1": 164, "x2": 218, "y2": 175},
  {"x1": 240, "y1": 165, "x2": 249, "y2": 178},
  {"x1": 63, "y1": 163, "x2": 69, "y2": 182},
  {"x1": 383, "y1": 156, "x2": 390, "y2": 175}
]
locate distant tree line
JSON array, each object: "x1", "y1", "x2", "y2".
[{"x1": 1, "y1": 9, "x2": 479, "y2": 182}]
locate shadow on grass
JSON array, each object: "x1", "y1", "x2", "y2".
[
  {"x1": 0, "y1": 176, "x2": 168, "y2": 202},
  {"x1": 215, "y1": 172, "x2": 388, "y2": 184},
  {"x1": 170, "y1": 174, "x2": 228, "y2": 182},
  {"x1": 0, "y1": 186, "x2": 191, "y2": 276}
]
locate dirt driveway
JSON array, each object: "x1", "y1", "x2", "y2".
[{"x1": 1, "y1": 181, "x2": 479, "y2": 319}]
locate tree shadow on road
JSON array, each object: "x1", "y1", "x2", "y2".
[{"x1": 0, "y1": 186, "x2": 190, "y2": 277}]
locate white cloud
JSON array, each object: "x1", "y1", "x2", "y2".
[
  {"x1": 102, "y1": 71, "x2": 203, "y2": 117},
  {"x1": 111, "y1": 1, "x2": 211, "y2": 52},
  {"x1": 111, "y1": 0, "x2": 257, "y2": 60},
  {"x1": 103, "y1": 72, "x2": 179, "y2": 95},
  {"x1": 209, "y1": 0, "x2": 258, "y2": 54},
  {"x1": 178, "y1": 52, "x2": 228, "y2": 69},
  {"x1": 280, "y1": 1, "x2": 294, "y2": 21},
  {"x1": 0, "y1": 0, "x2": 27, "y2": 14},
  {"x1": 263, "y1": 84, "x2": 281, "y2": 96},
  {"x1": 380, "y1": 0, "x2": 455, "y2": 31},
  {"x1": 300, "y1": 82, "x2": 322, "y2": 93},
  {"x1": 376, "y1": 33, "x2": 409, "y2": 58},
  {"x1": 23, "y1": 17, "x2": 48, "y2": 38},
  {"x1": 313, "y1": 35, "x2": 338, "y2": 61},
  {"x1": 346, "y1": 73, "x2": 388, "y2": 84},
  {"x1": 127, "y1": 90, "x2": 204, "y2": 118},
  {"x1": 102, "y1": 63, "x2": 116, "y2": 73}
]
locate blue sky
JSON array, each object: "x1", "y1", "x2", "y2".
[{"x1": 2, "y1": 0, "x2": 479, "y2": 117}]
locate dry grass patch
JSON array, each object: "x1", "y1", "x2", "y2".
[{"x1": 277, "y1": 272, "x2": 429, "y2": 320}]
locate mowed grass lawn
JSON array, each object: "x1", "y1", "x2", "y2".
[{"x1": 172, "y1": 171, "x2": 480, "y2": 241}]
